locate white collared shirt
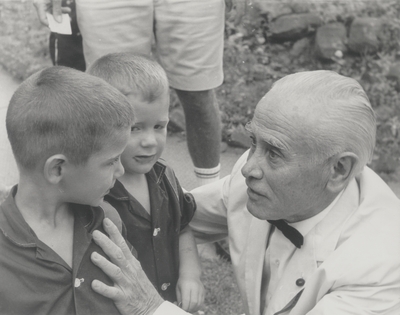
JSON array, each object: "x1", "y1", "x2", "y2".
[{"x1": 261, "y1": 191, "x2": 344, "y2": 314}]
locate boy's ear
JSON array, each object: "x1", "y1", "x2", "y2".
[
  {"x1": 44, "y1": 154, "x2": 67, "y2": 184},
  {"x1": 326, "y1": 152, "x2": 359, "y2": 193}
]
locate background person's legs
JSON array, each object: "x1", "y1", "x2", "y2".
[
  {"x1": 175, "y1": 89, "x2": 221, "y2": 186},
  {"x1": 156, "y1": 0, "x2": 225, "y2": 186}
]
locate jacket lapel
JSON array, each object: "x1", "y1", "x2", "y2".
[{"x1": 244, "y1": 217, "x2": 271, "y2": 315}]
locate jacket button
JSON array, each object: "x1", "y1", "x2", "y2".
[
  {"x1": 74, "y1": 278, "x2": 84, "y2": 288},
  {"x1": 295, "y1": 278, "x2": 305, "y2": 287},
  {"x1": 161, "y1": 283, "x2": 170, "y2": 291},
  {"x1": 153, "y1": 228, "x2": 161, "y2": 236}
]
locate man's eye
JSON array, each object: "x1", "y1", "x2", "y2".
[
  {"x1": 131, "y1": 126, "x2": 140, "y2": 132},
  {"x1": 268, "y1": 150, "x2": 278, "y2": 160}
]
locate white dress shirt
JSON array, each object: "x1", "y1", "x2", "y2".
[{"x1": 261, "y1": 191, "x2": 343, "y2": 315}]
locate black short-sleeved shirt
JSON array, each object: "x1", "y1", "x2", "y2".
[
  {"x1": 0, "y1": 186, "x2": 122, "y2": 315},
  {"x1": 105, "y1": 160, "x2": 196, "y2": 302}
]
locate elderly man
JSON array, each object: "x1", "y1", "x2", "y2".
[{"x1": 90, "y1": 70, "x2": 400, "y2": 315}]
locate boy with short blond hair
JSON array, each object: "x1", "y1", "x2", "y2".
[
  {"x1": 88, "y1": 53, "x2": 204, "y2": 312},
  {"x1": 0, "y1": 66, "x2": 133, "y2": 314}
]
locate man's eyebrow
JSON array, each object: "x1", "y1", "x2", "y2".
[
  {"x1": 265, "y1": 138, "x2": 286, "y2": 151},
  {"x1": 248, "y1": 120, "x2": 287, "y2": 151}
]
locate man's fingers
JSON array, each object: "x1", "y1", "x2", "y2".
[
  {"x1": 92, "y1": 229, "x2": 126, "y2": 266},
  {"x1": 103, "y1": 218, "x2": 137, "y2": 265},
  {"x1": 91, "y1": 251, "x2": 127, "y2": 282},
  {"x1": 52, "y1": 0, "x2": 63, "y2": 22},
  {"x1": 91, "y1": 279, "x2": 122, "y2": 300}
]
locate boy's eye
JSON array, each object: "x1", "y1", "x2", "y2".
[
  {"x1": 131, "y1": 126, "x2": 140, "y2": 132},
  {"x1": 109, "y1": 156, "x2": 120, "y2": 166}
]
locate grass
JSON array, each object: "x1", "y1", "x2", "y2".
[{"x1": 201, "y1": 257, "x2": 244, "y2": 315}]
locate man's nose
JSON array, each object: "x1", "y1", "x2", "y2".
[
  {"x1": 241, "y1": 151, "x2": 263, "y2": 179},
  {"x1": 114, "y1": 159, "x2": 125, "y2": 179}
]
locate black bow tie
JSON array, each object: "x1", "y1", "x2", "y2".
[{"x1": 267, "y1": 219, "x2": 304, "y2": 248}]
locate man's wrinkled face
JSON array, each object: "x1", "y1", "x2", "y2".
[{"x1": 241, "y1": 92, "x2": 331, "y2": 223}]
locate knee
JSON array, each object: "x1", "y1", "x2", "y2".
[{"x1": 175, "y1": 89, "x2": 217, "y2": 112}]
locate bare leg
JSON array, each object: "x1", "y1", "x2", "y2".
[{"x1": 175, "y1": 89, "x2": 221, "y2": 170}]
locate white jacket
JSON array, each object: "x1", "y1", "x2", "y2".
[{"x1": 190, "y1": 151, "x2": 400, "y2": 315}]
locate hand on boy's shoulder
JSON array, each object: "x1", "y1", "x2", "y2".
[{"x1": 100, "y1": 201, "x2": 122, "y2": 233}]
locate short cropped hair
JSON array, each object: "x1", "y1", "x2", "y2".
[
  {"x1": 6, "y1": 66, "x2": 134, "y2": 170},
  {"x1": 87, "y1": 52, "x2": 169, "y2": 102},
  {"x1": 270, "y1": 70, "x2": 376, "y2": 175}
]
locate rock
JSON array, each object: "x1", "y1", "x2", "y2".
[
  {"x1": 256, "y1": 1, "x2": 308, "y2": 19},
  {"x1": 348, "y1": 17, "x2": 383, "y2": 54},
  {"x1": 334, "y1": 50, "x2": 343, "y2": 58},
  {"x1": 290, "y1": 37, "x2": 310, "y2": 57},
  {"x1": 168, "y1": 107, "x2": 186, "y2": 132},
  {"x1": 251, "y1": 64, "x2": 269, "y2": 81},
  {"x1": 270, "y1": 13, "x2": 323, "y2": 41},
  {"x1": 256, "y1": 2, "x2": 293, "y2": 20},
  {"x1": 315, "y1": 22, "x2": 347, "y2": 60}
]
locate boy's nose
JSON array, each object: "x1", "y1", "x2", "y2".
[
  {"x1": 141, "y1": 131, "x2": 157, "y2": 147},
  {"x1": 114, "y1": 159, "x2": 125, "y2": 178}
]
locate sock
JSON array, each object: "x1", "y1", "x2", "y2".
[{"x1": 194, "y1": 164, "x2": 221, "y2": 186}]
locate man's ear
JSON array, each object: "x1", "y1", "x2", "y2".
[
  {"x1": 326, "y1": 152, "x2": 359, "y2": 193},
  {"x1": 44, "y1": 154, "x2": 67, "y2": 184}
]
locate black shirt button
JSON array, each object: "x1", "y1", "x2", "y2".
[
  {"x1": 161, "y1": 283, "x2": 170, "y2": 291},
  {"x1": 296, "y1": 278, "x2": 305, "y2": 287}
]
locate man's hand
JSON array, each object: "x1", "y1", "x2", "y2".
[
  {"x1": 225, "y1": 0, "x2": 252, "y2": 25},
  {"x1": 176, "y1": 275, "x2": 205, "y2": 312},
  {"x1": 90, "y1": 218, "x2": 164, "y2": 315},
  {"x1": 33, "y1": 0, "x2": 70, "y2": 26}
]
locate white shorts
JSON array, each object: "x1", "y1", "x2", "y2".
[{"x1": 76, "y1": 0, "x2": 225, "y2": 91}]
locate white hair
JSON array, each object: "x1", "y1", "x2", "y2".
[{"x1": 270, "y1": 70, "x2": 376, "y2": 175}]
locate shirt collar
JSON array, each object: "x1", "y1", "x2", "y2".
[
  {"x1": 0, "y1": 186, "x2": 100, "y2": 247},
  {"x1": 107, "y1": 160, "x2": 168, "y2": 201},
  {"x1": 290, "y1": 190, "x2": 344, "y2": 237}
]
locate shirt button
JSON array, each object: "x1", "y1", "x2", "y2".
[
  {"x1": 74, "y1": 278, "x2": 84, "y2": 288},
  {"x1": 296, "y1": 278, "x2": 305, "y2": 287},
  {"x1": 275, "y1": 259, "x2": 280, "y2": 265},
  {"x1": 161, "y1": 283, "x2": 170, "y2": 291},
  {"x1": 153, "y1": 228, "x2": 161, "y2": 236}
]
